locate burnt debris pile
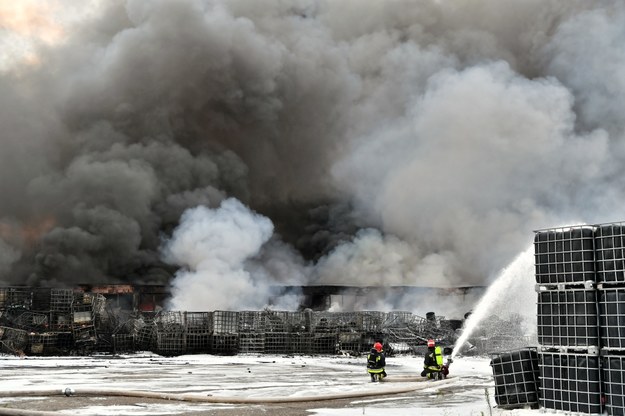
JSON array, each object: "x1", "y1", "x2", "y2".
[
  {"x1": 0, "y1": 289, "x2": 459, "y2": 356},
  {"x1": 0, "y1": 288, "x2": 110, "y2": 356},
  {"x1": 491, "y1": 222, "x2": 625, "y2": 415}
]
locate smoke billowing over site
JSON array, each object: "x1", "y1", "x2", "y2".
[{"x1": 1, "y1": 0, "x2": 624, "y2": 312}]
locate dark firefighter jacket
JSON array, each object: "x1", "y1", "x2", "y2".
[
  {"x1": 424, "y1": 345, "x2": 443, "y2": 371},
  {"x1": 367, "y1": 349, "x2": 386, "y2": 374}
]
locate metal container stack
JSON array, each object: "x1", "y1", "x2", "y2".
[
  {"x1": 534, "y1": 225, "x2": 603, "y2": 414},
  {"x1": 595, "y1": 222, "x2": 625, "y2": 415}
]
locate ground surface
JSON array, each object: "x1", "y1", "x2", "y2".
[{"x1": 0, "y1": 353, "x2": 538, "y2": 415}]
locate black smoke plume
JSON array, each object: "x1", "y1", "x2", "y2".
[{"x1": 1, "y1": 1, "x2": 623, "y2": 311}]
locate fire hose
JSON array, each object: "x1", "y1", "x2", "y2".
[{"x1": 0, "y1": 377, "x2": 454, "y2": 416}]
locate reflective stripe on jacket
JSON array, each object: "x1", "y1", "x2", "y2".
[
  {"x1": 367, "y1": 351, "x2": 386, "y2": 373},
  {"x1": 424, "y1": 346, "x2": 443, "y2": 371}
]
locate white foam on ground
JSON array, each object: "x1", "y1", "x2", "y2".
[{"x1": 0, "y1": 353, "x2": 539, "y2": 415}]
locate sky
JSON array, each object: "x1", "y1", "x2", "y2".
[{"x1": 1, "y1": 0, "x2": 624, "y2": 312}]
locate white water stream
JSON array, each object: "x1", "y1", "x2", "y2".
[{"x1": 451, "y1": 244, "x2": 536, "y2": 359}]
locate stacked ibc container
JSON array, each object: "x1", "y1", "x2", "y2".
[
  {"x1": 490, "y1": 347, "x2": 540, "y2": 409},
  {"x1": 534, "y1": 226, "x2": 603, "y2": 414},
  {"x1": 596, "y1": 222, "x2": 625, "y2": 415}
]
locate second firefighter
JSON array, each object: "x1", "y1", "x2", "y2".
[{"x1": 367, "y1": 342, "x2": 387, "y2": 382}]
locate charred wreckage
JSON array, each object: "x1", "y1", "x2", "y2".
[
  {"x1": 0, "y1": 284, "x2": 524, "y2": 358},
  {"x1": 0, "y1": 285, "x2": 474, "y2": 357}
]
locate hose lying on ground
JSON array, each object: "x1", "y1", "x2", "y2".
[{"x1": 0, "y1": 378, "x2": 455, "y2": 415}]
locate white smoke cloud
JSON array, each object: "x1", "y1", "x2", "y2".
[
  {"x1": 163, "y1": 198, "x2": 286, "y2": 311},
  {"x1": 543, "y1": 5, "x2": 625, "y2": 138},
  {"x1": 334, "y1": 61, "x2": 610, "y2": 285},
  {"x1": 314, "y1": 228, "x2": 456, "y2": 287}
]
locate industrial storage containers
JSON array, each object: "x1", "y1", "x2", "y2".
[
  {"x1": 493, "y1": 222, "x2": 625, "y2": 414},
  {"x1": 528, "y1": 222, "x2": 625, "y2": 415},
  {"x1": 595, "y1": 222, "x2": 625, "y2": 415},
  {"x1": 539, "y1": 351, "x2": 603, "y2": 414},
  {"x1": 533, "y1": 225, "x2": 603, "y2": 414},
  {"x1": 534, "y1": 226, "x2": 596, "y2": 285},
  {"x1": 490, "y1": 348, "x2": 540, "y2": 408}
]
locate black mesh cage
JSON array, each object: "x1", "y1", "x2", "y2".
[
  {"x1": 595, "y1": 223, "x2": 625, "y2": 284},
  {"x1": 603, "y1": 355, "x2": 625, "y2": 416},
  {"x1": 537, "y1": 288, "x2": 599, "y2": 348},
  {"x1": 599, "y1": 289, "x2": 625, "y2": 350},
  {"x1": 539, "y1": 352, "x2": 602, "y2": 414},
  {"x1": 534, "y1": 227, "x2": 596, "y2": 285},
  {"x1": 490, "y1": 348, "x2": 540, "y2": 408}
]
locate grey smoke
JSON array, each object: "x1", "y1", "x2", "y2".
[
  {"x1": 162, "y1": 198, "x2": 277, "y2": 311},
  {"x1": 0, "y1": 0, "x2": 623, "y2": 313}
]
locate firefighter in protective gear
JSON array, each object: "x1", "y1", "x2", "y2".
[
  {"x1": 421, "y1": 339, "x2": 444, "y2": 379},
  {"x1": 366, "y1": 342, "x2": 387, "y2": 382}
]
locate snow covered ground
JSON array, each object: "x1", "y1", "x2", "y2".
[{"x1": 0, "y1": 352, "x2": 543, "y2": 415}]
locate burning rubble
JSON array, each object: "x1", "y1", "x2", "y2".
[
  {"x1": 0, "y1": 285, "x2": 467, "y2": 357},
  {"x1": 0, "y1": 284, "x2": 530, "y2": 358}
]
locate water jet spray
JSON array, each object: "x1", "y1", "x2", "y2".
[{"x1": 451, "y1": 245, "x2": 535, "y2": 359}]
